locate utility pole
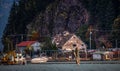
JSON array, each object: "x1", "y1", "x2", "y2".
[
  {"x1": 116, "y1": 39, "x2": 118, "y2": 49},
  {"x1": 90, "y1": 31, "x2": 92, "y2": 50}
]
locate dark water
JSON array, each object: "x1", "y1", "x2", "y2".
[{"x1": 0, "y1": 64, "x2": 120, "y2": 71}]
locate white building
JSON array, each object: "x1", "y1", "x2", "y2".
[
  {"x1": 92, "y1": 51, "x2": 113, "y2": 60},
  {"x1": 17, "y1": 41, "x2": 41, "y2": 54}
]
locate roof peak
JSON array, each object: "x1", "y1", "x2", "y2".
[{"x1": 17, "y1": 41, "x2": 38, "y2": 47}]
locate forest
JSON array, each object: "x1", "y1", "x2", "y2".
[{"x1": 2, "y1": 0, "x2": 120, "y2": 52}]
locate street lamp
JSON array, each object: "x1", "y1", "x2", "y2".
[
  {"x1": 116, "y1": 39, "x2": 118, "y2": 49},
  {"x1": 90, "y1": 31, "x2": 92, "y2": 50}
]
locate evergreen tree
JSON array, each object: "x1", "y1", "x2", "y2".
[
  {"x1": 111, "y1": 16, "x2": 120, "y2": 48},
  {"x1": 2, "y1": 0, "x2": 120, "y2": 51},
  {"x1": 97, "y1": 0, "x2": 115, "y2": 31},
  {"x1": 2, "y1": 1, "x2": 18, "y2": 52},
  {"x1": 4, "y1": 1, "x2": 18, "y2": 35}
]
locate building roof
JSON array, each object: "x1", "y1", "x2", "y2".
[
  {"x1": 54, "y1": 31, "x2": 81, "y2": 46},
  {"x1": 53, "y1": 32, "x2": 73, "y2": 48},
  {"x1": 58, "y1": 34, "x2": 73, "y2": 47},
  {"x1": 17, "y1": 41, "x2": 36, "y2": 47}
]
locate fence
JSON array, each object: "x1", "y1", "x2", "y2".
[{"x1": 31, "y1": 50, "x2": 120, "y2": 61}]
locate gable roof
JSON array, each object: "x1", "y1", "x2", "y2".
[
  {"x1": 17, "y1": 41, "x2": 36, "y2": 47},
  {"x1": 53, "y1": 31, "x2": 87, "y2": 51},
  {"x1": 57, "y1": 34, "x2": 73, "y2": 47},
  {"x1": 53, "y1": 31, "x2": 75, "y2": 48}
]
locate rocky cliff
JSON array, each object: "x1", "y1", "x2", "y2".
[{"x1": 27, "y1": 0, "x2": 88, "y2": 36}]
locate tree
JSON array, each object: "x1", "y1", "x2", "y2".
[
  {"x1": 41, "y1": 37, "x2": 57, "y2": 50},
  {"x1": 97, "y1": 0, "x2": 115, "y2": 31},
  {"x1": 2, "y1": 1, "x2": 18, "y2": 52},
  {"x1": 4, "y1": 1, "x2": 18, "y2": 35},
  {"x1": 31, "y1": 30, "x2": 39, "y2": 41},
  {"x1": 76, "y1": 24, "x2": 90, "y2": 48},
  {"x1": 111, "y1": 16, "x2": 120, "y2": 48},
  {"x1": 112, "y1": 16, "x2": 120, "y2": 39}
]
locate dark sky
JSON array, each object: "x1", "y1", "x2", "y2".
[{"x1": 0, "y1": 0, "x2": 14, "y2": 51}]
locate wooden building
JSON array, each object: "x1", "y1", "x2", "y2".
[{"x1": 52, "y1": 31, "x2": 87, "y2": 51}]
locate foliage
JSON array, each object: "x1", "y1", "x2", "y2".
[
  {"x1": 41, "y1": 37, "x2": 57, "y2": 50},
  {"x1": 31, "y1": 31, "x2": 39, "y2": 41},
  {"x1": 2, "y1": 0, "x2": 55, "y2": 51},
  {"x1": 111, "y1": 16, "x2": 120, "y2": 39},
  {"x1": 76, "y1": 24, "x2": 97, "y2": 49},
  {"x1": 2, "y1": 0, "x2": 120, "y2": 50},
  {"x1": 110, "y1": 16, "x2": 120, "y2": 48},
  {"x1": 76, "y1": 24, "x2": 88, "y2": 41}
]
